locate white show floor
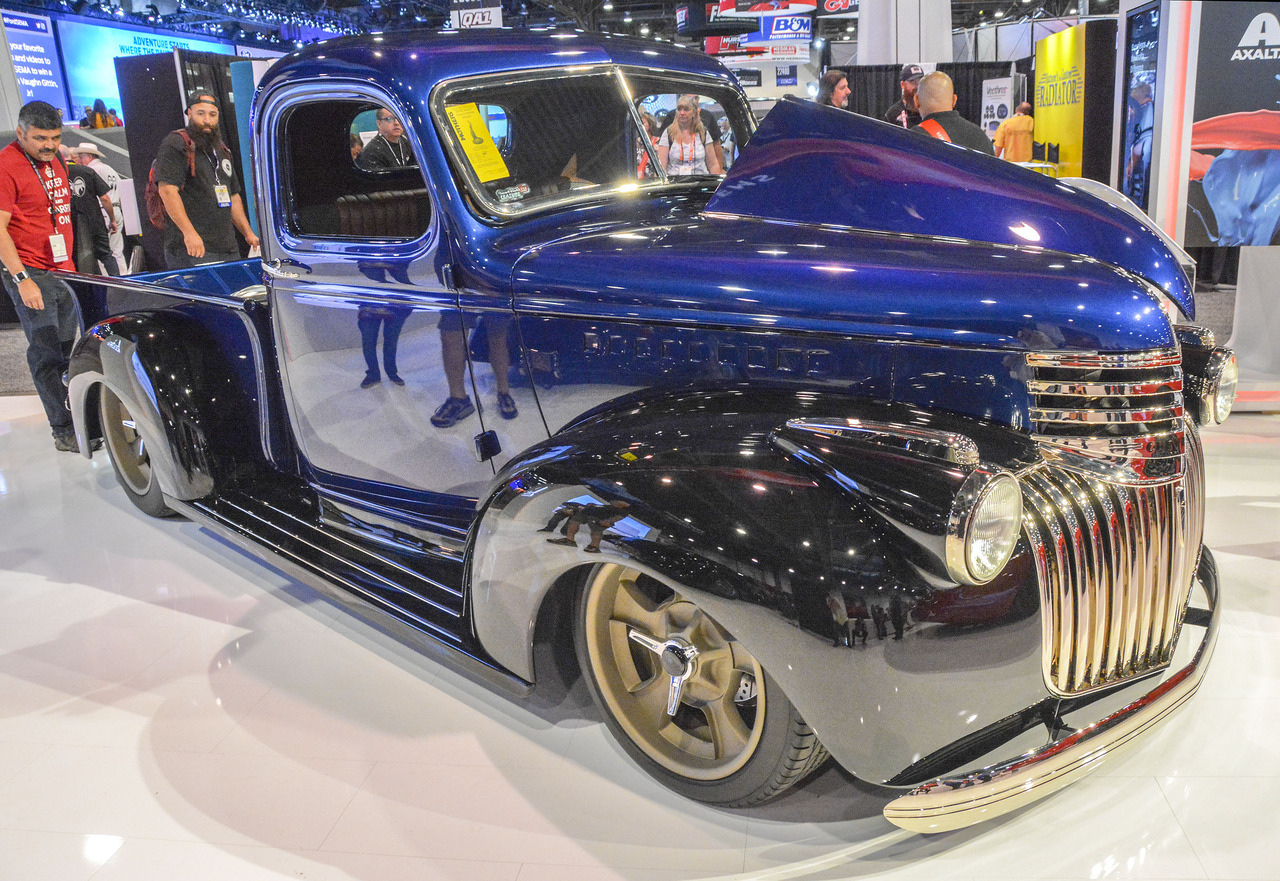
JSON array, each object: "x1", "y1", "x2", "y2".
[{"x1": 1, "y1": 392, "x2": 1278, "y2": 881}]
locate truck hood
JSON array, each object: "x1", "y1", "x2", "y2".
[
  {"x1": 703, "y1": 97, "x2": 1194, "y2": 318},
  {"x1": 511, "y1": 216, "x2": 1177, "y2": 354}
]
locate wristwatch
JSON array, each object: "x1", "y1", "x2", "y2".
[{"x1": 12, "y1": 269, "x2": 30, "y2": 283}]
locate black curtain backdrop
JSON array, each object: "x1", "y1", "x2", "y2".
[{"x1": 837, "y1": 59, "x2": 1033, "y2": 127}]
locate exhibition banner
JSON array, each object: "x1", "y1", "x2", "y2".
[
  {"x1": 813, "y1": 0, "x2": 858, "y2": 20},
  {"x1": 449, "y1": 0, "x2": 503, "y2": 30},
  {"x1": 1120, "y1": 3, "x2": 1159, "y2": 212},
  {"x1": 981, "y1": 76, "x2": 1013, "y2": 140},
  {"x1": 1183, "y1": 2, "x2": 1280, "y2": 247},
  {"x1": 717, "y1": 0, "x2": 815, "y2": 19},
  {"x1": 1, "y1": 9, "x2": 69, "y2": 118},
  {"x1": 1033, "y1": 24, "x2": 1086, "y2": 178},
  {"x1": 56, "y1": 19, "x2": 232, "y2": 121}
]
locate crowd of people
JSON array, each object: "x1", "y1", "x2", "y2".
[{"x1": 816, "y1": 63, "x2": 1038, "y2": 161}]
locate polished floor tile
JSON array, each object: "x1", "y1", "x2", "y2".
[{"x1": 2, "y1": 396, "x2": 1278, "y2": 880}]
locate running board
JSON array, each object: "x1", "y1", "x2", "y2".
[{"x1": 169, "y1": 491, "x2": 532, "y2": 698}]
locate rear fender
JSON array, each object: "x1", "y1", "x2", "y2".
[
  {"x1": 468, "y1": 387, "x2": 1049, "y2": 782},
  {"x1": 69, "y1": 312, "x2": 266, "y2": 500}
]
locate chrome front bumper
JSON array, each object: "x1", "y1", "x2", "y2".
[{"x1": 883, "y1": 553, "x2": 1219, "y2": 833}]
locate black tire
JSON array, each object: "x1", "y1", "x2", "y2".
[
  {"x1": 99, "y1": 383, "x2": 176, "y2": 518},
  {"x1": 575, "y1": 563, "x2": 828, "y2": 807}
]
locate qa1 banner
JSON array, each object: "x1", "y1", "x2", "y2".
[
  {"x1": 1, "y1": 9, "x2": 69, "y2": 118},
  {"x1": 450, "y1": 0, "x2": 503, "y2": 30},
  {"x1": 1184, "y1": 2, "x2": 1280, "y2": 247}
]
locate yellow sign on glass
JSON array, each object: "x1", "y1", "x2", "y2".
[{"x1": 445, "y1": 103, "x2": 509, "y2": 183}]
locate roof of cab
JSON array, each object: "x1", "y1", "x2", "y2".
[{"x1": 257, "y1": 28, "x2": 735, "y2": 99}]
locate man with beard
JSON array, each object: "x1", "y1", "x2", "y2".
[
  {"x1": 883, "y1": 63, "x2": 924, "y2": 129},
  {"x1": 0, "y1": 101, "x2": 80, "y2": 451},
  {"x1": 155, "y1": 93, "x2": 258, "y2": 268}
]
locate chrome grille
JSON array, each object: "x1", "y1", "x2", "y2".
[
  {"x1": 1027, "y1": 350, "x2": 1185, "y2": 485},
  {"x1": 1019, "y1": 421, "x2": 1205, "y2": 696}
]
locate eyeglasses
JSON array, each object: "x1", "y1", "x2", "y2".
[{"x1": 377, "y1": 116, "x2": 399, "y2": 123}]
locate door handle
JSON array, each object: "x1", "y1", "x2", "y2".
[{"x1": 263, "y1": 257, "x2": 311, "y2": 279}]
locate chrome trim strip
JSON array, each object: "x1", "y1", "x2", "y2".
[
  {"x1": 1026, "y1": 375, "x2": 1183, "y2": 397},
  {"x1": 782, "y1": 417, "x2": 980, "y2": 466},
  {"x1": 883, "y1": 567, "x2": 1217, "y2": 833},
  {"x1": 1029, "y1": 405, "x2": 1183, "y2": 424},
  {"x1": 1026, "y1": 351, "x2": 1182, "y2": 369}
]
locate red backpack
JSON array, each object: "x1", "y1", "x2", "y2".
[{"x1": 144, "y1": 129, "x2": 230, "y2": 229}]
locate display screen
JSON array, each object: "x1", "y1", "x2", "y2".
[
  {"x1": 1121, "y1": 3, "x2": 1159, "y2": 212},
  {"x1": 1, "y1": 9, "x2": 70, "y2": 119},
  {"x1": 55, "y1": 18, "x2": 232, "y2": 124}
]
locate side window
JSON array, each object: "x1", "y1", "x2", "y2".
[{"x1": 280, "y1": 98, "x2": 431, "y2": 241}]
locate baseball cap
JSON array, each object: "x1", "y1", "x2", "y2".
[
  {"x1": 186, "y1": 93, "x2": 218, "y2": 112},
  {"x1": 899, "y1": 64, "x2": 924, "y2": 83}
]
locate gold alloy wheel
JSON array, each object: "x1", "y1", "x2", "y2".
[
  {"x1": 582, "y1": 563, "x2": 767, "y2": 780},
  {"x1": 99, "y1": 384, "x2": 153, "y2": 497}
]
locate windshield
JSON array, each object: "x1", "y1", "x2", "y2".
[{"x1": 433, "y1": 66, "x2": 754, "y2": 218}]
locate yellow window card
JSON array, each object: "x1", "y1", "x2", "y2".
[{"x1": 445, "y1": 103, "x2": 509, "y2": 183}]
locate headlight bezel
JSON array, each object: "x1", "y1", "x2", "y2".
[{"x1": 945, "y1": 467, "x2": 1023, "y2": 586}]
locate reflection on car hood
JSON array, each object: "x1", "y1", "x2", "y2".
[
  {"x1": 512, "y1": 217, "x2": 1177, "y2": 354},
  {"x1": 703, "y1": 97, "x2": 1194, "y2": 318}
]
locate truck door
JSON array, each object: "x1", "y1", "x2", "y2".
[{"x1": 258, "y1": 85, "x2": 495, "y2": 539}]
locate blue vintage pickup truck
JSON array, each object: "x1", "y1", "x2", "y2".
[{"x1": 65, "y1": 30, "x2": 1237, "y2": 832}]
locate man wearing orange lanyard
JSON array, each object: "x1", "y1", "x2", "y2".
[{"x1": 0, "y1": 100, "x2": 82, "y2": 452}]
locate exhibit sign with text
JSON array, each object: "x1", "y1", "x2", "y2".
[
  {"x1": 981, "y1": 77, "x2": 1013, "y2": 139},
  {"x1": 449, "y1": 0, "x2": 503, "y2": 30},
  {"x1": 1184, "y1": 2, "x2": 1280, "y2": 247},
  {"x1": 1, "y1": 9, "x2": 69, "y2": 118},
  {"x1": 1034, "y1": 25, "x2": 1085, "y2": 178}
]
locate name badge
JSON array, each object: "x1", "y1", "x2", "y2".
[
  {"x1": 49, "y1": 234, "x2": 67, "y2": 262},
  {"x1": 214, "y1": 185, "x2": 231, "y2": 208}
]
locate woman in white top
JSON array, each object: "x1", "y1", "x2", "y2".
[{"x1": 657, "y1": 97, "x2": 724, "y2": 176}]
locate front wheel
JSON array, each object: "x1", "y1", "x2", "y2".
[
  {"x1": 99, "y1": 383, "x2": 175, "y2": 518},
  {"x1": 575, "y1": 563, "x2": 828, "y2": 806}
]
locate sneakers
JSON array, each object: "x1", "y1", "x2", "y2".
[
  {"x1": 53, "y1": 429, "x2": 79, "y2": 453},
  {"x1": 497, "y1": 392, "x2": 518, "y2": 420},
  {"x1": 430, "y1": 395, "x2": 475, "y2": 428},
  {"x1": 360, "y1": 372, "x2": 381, "y2": 389}
]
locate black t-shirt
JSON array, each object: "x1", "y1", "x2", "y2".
[
  {"x1": 918, "y1": 110, "x2": 996, "y2": 156},
  {"x1": 67, "y1": 163, "x2": 109, "y2": 226},
  {"x1": 154, "y1": 130, "x2": 243, "y2": 254},
  {"x1": 357, "y1": 135, "x2": 417, "y2": 171},
  {"x1": 883, "y1": 100, "x2": 921, "y2": 129}
]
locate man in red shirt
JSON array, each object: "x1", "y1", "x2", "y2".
[{"x1": 0, "y1": 100, "x2": 80, "y2": 451}]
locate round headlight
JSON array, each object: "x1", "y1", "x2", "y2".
[
  {"x1": 946, "y1": 469, "x2": 1023, "y2": 585},
  {"x1": 1212, "y1": 350, "x2": 1238, "y2": 424}
]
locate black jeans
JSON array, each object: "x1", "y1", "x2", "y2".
[{"x1": 2, "y1": 268, "x2": 80, "y2": 433}]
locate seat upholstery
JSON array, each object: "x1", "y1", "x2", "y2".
[{"x1": 335, "y1": 189, "x2": 431, "y2": 238}]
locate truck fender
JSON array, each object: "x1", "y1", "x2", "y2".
[
  {"x1": 69, "y1": 312, "x2": 263, "y2": 501},
  {"x1": 467, "y1": 387, "x2": 1047, "y2": 783}
]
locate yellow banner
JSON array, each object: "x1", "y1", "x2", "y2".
[
  {"x1": 445, "y1": 103, "x2": 509, "y2": 183},
  {"x1": 1034, "y1": 24, "x2": 1087, "y2": 178}
]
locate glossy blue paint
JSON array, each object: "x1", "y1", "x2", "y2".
[{"x1": 707, "y1": 98, "x2": 1196, "y2": 318}]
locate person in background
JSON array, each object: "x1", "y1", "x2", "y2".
[
  {"x1": 350, "y1": 132, "x2": 364, "y2": 162},
  {"x1": 657, "y1": 96, "x2": 723, "y2": 176},
  {"x1": 883, "y1": 64, "x2": 923, "y2": 128},
  {"x1": 718, "y1": 116, "x2": 737, "y2": 170},
  {"x1": 155, "y1": 92, "x2": 259, "y2": 268},
  {"x1": 83, "y1": 99, "x2": 112, "y2": 129},
  {"x1": 106, "y1": 108, "x2": 122, "y2": 127},
  {"x1": 914, "y1": 71, "x2": 995, "y2": 155},
  {"x1": 66, "y1": 153, "x2": 119, "y2": 276},
  {"x1": 993, "y1": 102, "x2": 1034, "y2": 162},
  {"x1": 0, "y1": 101, "x2": 81, "y2": 451},
  {"x1": 816, "y1": 70, "x2": 850, "y2": 109},
  {"x1": 357, "y1": 107, "x2": 417, "y2": 170},
  {"x1": 72, "y1": 143, "x2": 127, "y2": 274}
]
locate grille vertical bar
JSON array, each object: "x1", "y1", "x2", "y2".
[{"x1": 1020, "y1": 422, "x2": 1204, "y2": 696}]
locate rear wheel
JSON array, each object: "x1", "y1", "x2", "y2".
[
  {"x1": 575, "y1": 563, "x2": 827, "y2": 806},
  {"x1": 99, "y1": 383, "x2": 175, "y2": 518}
]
